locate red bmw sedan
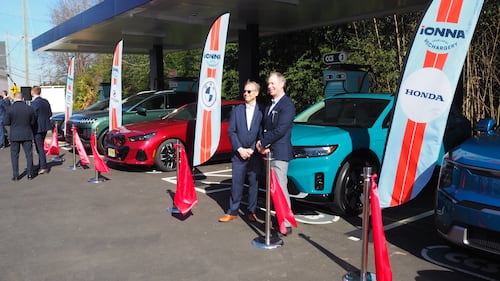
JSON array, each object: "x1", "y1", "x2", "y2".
[{"x1": 104, "y1": 100, "x2": 243, "y2": 171}]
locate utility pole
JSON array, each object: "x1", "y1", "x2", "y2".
[{"x1": 22, "y1": 0, "x2": 29, "y2": 85}]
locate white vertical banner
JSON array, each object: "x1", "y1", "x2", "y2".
[
  {"x1": 378, "y1": 0, "x2": 484, "y2": 208},
  {"x1": 192, "y1": 13, "x2": 230, "y2": 166},
  {"x1": 64, "y1": 56, "x2": 75, "y2": 136},
  {"x1": 109, "y1": 40, "x2": 123, "y2": 131}
]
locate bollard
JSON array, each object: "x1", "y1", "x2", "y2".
[
  {"x1": 343, "y1": 167, "x2": 376, "y2": 281},
  {"x1": 252, "y1": 151, "x2": 283, "y2": 249},
  {"x1": 68, "y1": 125, "x2": 78, "y2": 170}
]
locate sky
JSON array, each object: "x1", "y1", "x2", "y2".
[{"x1": 0, "y1": 0, "x2": 61, "y2": 87}]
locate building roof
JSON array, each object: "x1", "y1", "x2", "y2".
[{"x1": 33, "y1": 0, "x2": 427, "y2": 54}]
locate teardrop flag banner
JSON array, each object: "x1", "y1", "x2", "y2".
[
  {"x1": 378, "y1": 0, "x2": 484, "y2": 208},
  {"x1": 63, "y1": 56, "x2": 75, "y2": 136},
  {"x1": 192, "y1": 13, "x2": 230, "y2": 166},
  {"x1": 109, "y1": 40, "x2": 123, "y2": 131}
]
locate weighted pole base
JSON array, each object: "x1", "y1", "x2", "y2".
[
  {"x1": 167, "y1": 207, "x2": 181, "y2": 214},
  {"x1": 51, "y1": 157, "x2": 65, "y2": 163},
  {"x1": 252, "y1": 236, "x2": 283, "y2": 249},
  {"x1": 342, "y1": 271, "x2": 376, "y2": 281},
  {"x1": 88, "y1": 177, "x2": 107, "y2": 183}
]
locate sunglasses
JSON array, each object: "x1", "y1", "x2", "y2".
[{"x1": 243, "y1": 90, "x2": 255, "y2": 93}]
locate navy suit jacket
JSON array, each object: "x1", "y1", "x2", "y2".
[
  {"x1": 228, "y1": 102, "x2": 263, "y2": 158},
  {"x1": 3, "y1": 101, "x2": 35, "y2": 141},
  {"x1": 30, "y1": 96, "x2": 52, "y2": 133},
  {"x1": 260, "y1": 94, "x2": 296, "y2": 161}
]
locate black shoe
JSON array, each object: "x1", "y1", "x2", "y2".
[
  {"x1": 280, "y1": 226, "x2": 293, "y2": 237},
  {"x1": 11, "y1": 176, "x2": 18, "y2": 181},
  {"x1": 27, "y1": 175, "x2": 33, "y2": 180}
]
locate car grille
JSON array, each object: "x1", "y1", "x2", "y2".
[{"x1": 468, "y1": 226, "x2": 500, "y2": 254}]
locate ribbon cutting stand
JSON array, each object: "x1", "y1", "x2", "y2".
[
  {"x1": 68, "y1": 125, "x2": 81, "y2": 170},
  {"x1": 343, "y1": 167, "x2": 376, "y2": 281},
  {"x1": 252, "y1": 151, "x2": 283, "y2": 249}
]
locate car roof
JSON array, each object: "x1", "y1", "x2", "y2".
[{"x1": 325, "y1": 92, "x2": 394, "y2": 100}]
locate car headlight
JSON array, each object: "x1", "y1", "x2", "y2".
[
  {"x1": 128, "y1": 132, "x2": 157, "y2": 142},
  {"x1": 293, "y1": 145, "x2": 338, "y2": 158},
  {"x1": 79, "y1": 118, "x2": 97, "y2": 124}
]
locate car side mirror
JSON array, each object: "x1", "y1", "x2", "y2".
[
  {"x1": 475, "y1": 118, "x2": 495, "y2": 135},
  {"x1": 137, "y1": 107, "x2": 147, "y2": 116}
]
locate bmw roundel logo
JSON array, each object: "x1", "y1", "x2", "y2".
[{"x1": 201, "y1": 79, "x2": 217, "y2": 108}]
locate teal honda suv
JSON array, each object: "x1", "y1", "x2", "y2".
[{"x1": 287, "y1": 93, "x2": 470, "y2": 215}]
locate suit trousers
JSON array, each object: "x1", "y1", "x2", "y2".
[
  {"x1": 271, "y1": 160, "x2": 292, "y2": 227},
  {"x1": 0, "y1": 122, "x2": 4, "y2": 147},
  {"x1": 34, "y1": 132, "x2": 48, "y2": 169},
  {"x1": 228, "y1": 156, "x2": 260, "y2": 216},
  {"x1": 10, "y1": 140, "x2": 33, "y2": 178}
]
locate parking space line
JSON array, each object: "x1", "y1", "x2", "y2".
[{"x1": 383, "y1": 210, "x2": 434, "y2": 231}]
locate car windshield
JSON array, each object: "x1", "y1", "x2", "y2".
[
  {"x1": 122, "y1": 92, "x2": 156, "y2": 111},
  {"x1": 85, "y1": 99, "x2": 109, "y2": 111},
  {"x1": 162, "y1": 103, "x2": 197, "y2": 121},
  {"x1": 294, "y1": 98, "x2": 390, "y2": 128}
]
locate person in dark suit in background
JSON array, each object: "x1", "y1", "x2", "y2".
[
  {"x1": 0, "y1": 90, "x2": 11, "y2": 148},
  {"x1": 3, "y1": 92, "x2": 35, "y2": 181},
  {"x1": 219, "y1": 80, "x2": 263, "y2": 223},
  {"x1": 256, "y1": 72, "x2": 296, "y2": 235},
  {"x1": 30, "y1": 86, "x2": 52, "y2": 175}
]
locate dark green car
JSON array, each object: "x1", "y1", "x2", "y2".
[{"x1": 66, "y1": 90, "x2": 197, "y2": 154}]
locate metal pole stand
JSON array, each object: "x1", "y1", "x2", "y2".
[
  {"x1": 252, "y1": 151, "x2": 283, "y2": 249},
  {"x1": 88, "y1": 129, "x2": 107, "y2": 183},
  {"x1": 167, "y1": 140, "x2": 181, "y2": 214},
  {"x1": 88, "y1": 170, "x2": 107, "y2": 183},
  {"x1": 68, "y1": 127, "x2": 79, "y2": 170},
  {"x1": 343, "y1": 167, "x2": 376, "y2": 281}
]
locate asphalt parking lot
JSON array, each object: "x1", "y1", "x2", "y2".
[{"x1": 0, "y1": 141, "x2": 499, "y2": 281}]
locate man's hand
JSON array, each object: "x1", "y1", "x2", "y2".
[{"x1": 238, "y1": 147, "x2": 254, "y2": 160}]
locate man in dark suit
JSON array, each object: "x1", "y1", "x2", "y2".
[
  {"x1": 0, "y1": 90, "x2": 11, "y2": 148},
  {"x1": 256, "y1": 72, "x2": 296, "y2": 235},
  {"x1": 219, "y1": 80, "x2": 263, "y2": 223},
  {"x1": 30, "y1": 86, "x2": 53, "y2": 174},
  {"x1": 3, "y1": 92, "x2": 35, "y2": 181}
]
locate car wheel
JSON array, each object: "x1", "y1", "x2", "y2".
[
  {"x1": 332, "y1": 156, "x2": 379, "y2": 216},
  {"x1": 97, "y1": 129, "x2": 108, "y2": 155},
  {"x1": 154, "y1": 139, "x2": 181, "y2": 172}
]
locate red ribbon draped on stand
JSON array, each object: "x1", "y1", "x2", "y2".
[
  {"x1": 270, "y1": 168, "x2": 297, "y2": 234},
  {"x1": 90, "y1": 133, "x2": 109, "y2": 173},
  {"x1": 173, "y1": 143, "x2": 198, "y2": 215},
  {"x1": 73, "y1": 126, "x2": 90, "y2": 165},
  {"x1": 370, "y1": 174, "x2": 393, "y2": 281},
  {"x1": 47, "y1": 126, "x2": 60, "y2": 156}
]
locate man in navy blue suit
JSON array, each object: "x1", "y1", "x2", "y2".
[
  {"x1": 257, "y1": 72, "x2": 296, "y2": 235},
  {"x1": 0, "y1": 90, "x2": 11, "y2": 148},
  {"x1": 3, "y1": 92, "x2": 35, "y2": 181},
  {"x1": 219, "y1": 80, "x2": 263, "y2": 223},
  {"x1": 30, "y1": 86, "x2": 53, "y2": 175}
]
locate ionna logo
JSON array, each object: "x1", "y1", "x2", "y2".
[
  {"x1": 204, "y1": 53, "x2": 221, "y2": 68},
  {"x1": 405, "y1": 89, "x2": 445, "y2": 102},
  {"x1": 419, "y1": 25, "x2": 465, "y2": 39}
]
